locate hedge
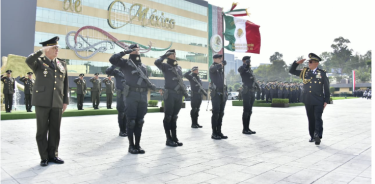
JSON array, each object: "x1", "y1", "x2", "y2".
[
  {"x1": 148, "y1": 100, "x2": 158, "y2": 107},
  {"x1": 272, "y1": 98, "x2": 289, "y2": 104}
]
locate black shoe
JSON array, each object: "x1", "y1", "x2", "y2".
[
  {"x1": 242, "y1": 130, "x2": 252, "y2": 134},
  {"x1": 48, "y1": 157, "x2": 64, "y2": 164},
  {"x1": 314, "y1": 134, "x2": 321, "y2": 145},
  {"x1": 248, "y1": 129, "x2": 256, "y2": 134},
  {"x1": 128, "y1": 145, "x2": 139, "y2": 154},
  {"x1": 191, "y1": 124, "x2": 199, "y2": 128},
  {"x1": 29, "y1": 110, "x2": 33, "y2": 112},
  {"x1": 40, "y1": 159, "x2": 48, "y2": 166},
  {"x1": 135, "y1": 145, "x2": 145, "y2": 154},
  {"x1": 196, "y1": 124, "x2": 203, "y2": 128},
  {"x1": 309, "y1": 138, "x2": 314, "y2": 142},
  {"x1": 119, "y1": 132, "x2": 127, "y2": 137},
  {"x1": 218, "y1": 133, "x2": 228, "y2": 139},
  {"x1": 166, "y1": 139, "x2": 178, "y2": 147},
  {"x1": 211, "y1": 133, "x2": 221, "y2": 140},
  {"x1": 173, "y1": 139, "x2": 183, "y2": 146}
]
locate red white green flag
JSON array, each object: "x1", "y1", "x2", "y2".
[{"x1": 223, "y1": 14, "x2": 261, "y2": 54}]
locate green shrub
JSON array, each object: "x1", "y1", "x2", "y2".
[
  {"x1": 162, "y1": 101, "x2": 164, "y2": 107},
  {"x1": 330, "y1": 97, "x2": 333, "y2": 101},
  {"x1": 148, "y1": 100, "x2": 158, "y2": 107},
  {"x1": 272, "y1": 98, "x2": 289, "y2": 104}
]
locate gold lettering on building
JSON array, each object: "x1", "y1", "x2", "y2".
[{"x1": 63, "y1": 0, "x2": 82, "y2": 13}]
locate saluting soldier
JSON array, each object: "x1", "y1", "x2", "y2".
[
  {"x1": 110, "y1": 43, "x2": 155, "y2": 154},
  {"x1": 155, "y1": 49, "x2": 186, "y2": 147},
  {"x1": 25, "y1": 36, "x2": 68, "y2": 166},
  {"x1": 102, "y1": 75, "x2": 115, "y2": 109},
  {"x1": 184, "y1": 66, "x2": 204, "y2": 129},
  {"x1": 289, "y1": 83, "x2": 294, "y2": 103},
  {"x1": 73, "y1": 73, "x2": 87, "y2": 110},
  {"x1": 20, "y1": 72, "x2": 35, "y2": 112},
  {"x1": 238, "y1": 56, "x2": 258, "y2": 134},
  {"x1": 265, "y1": 82, "x2": 271, "y2": 103},
  {"x1": 90, "y1": 73, "x2": 101, "y2": 109},
  {"x1": 209, "y1": 54, "x2": 228, "y2": 140},
  {"x1": 277, "y1": 81, "x2": 284, "y2": 98},
  {"x1": 256, "y1": 80, "x2": 261, "y2": 100},
  {"x1": 289, "y1": 53, "x2": 330, "y2": 145},
  {"x1": 106, "y1": 65, "x2": 128, "y2": 137},
  {"x1": 261, "y1": 81, "x2": 266, "y2": 100},
  {"x1": 1, "y1": 70, "x2": 15, "y2": 113},
  {"x1": 283, "y1": 82, "x2": 289, "y2": 100}
]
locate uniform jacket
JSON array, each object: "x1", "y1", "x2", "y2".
[
  {"x1": 1, "y1": 77, "x2": 15, "y2": 94},
  {"x1": 73, "y1": 78, "x2": 87, "y2": 95},
  {"x1": 183, "y1": 71, "x2": 202, "y2": 93},
  {"x1": 90, "y1": 78, "x2": 102, "y2": 92},
  {"x1": 289, "y1": 61, "x2": 330, "y2": 105},
  {"x1": 25, "y1": 50, "x2": 69, "y2": 108},
  {"x1": 20, "y1": 77, "x2": 34, "y2": 95},
  {"x1": 102, "y1": 78, "x2": 115, "y2": 94},
  {"x1": 155, "y1": 57, "x2": 183, "y2": 90}
]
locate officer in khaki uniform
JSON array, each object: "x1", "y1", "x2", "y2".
[
  {"x1": 74, "y1": 73, "x2": 87, "y2": 110},
  {"x1": 1, "y1": 70, "x2": 15, "y2": 113},
  {"x1": 90, "y1": 73, "x2": 101, "y2": 109},
  {"x1": 289, "y1": 53, "x2": 330, "y2": 145},
  {"x1": 25, "y1": 36, "x2": 68, "y2": 166},
  {"x1": 102, "y1": 75, "x2": 115, "y2": 109},
  {"x1": 20, "y1": 72, "x2": 35, "y2": 112}
]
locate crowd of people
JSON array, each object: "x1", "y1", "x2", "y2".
[{"x1": 353, "y1": 89, "x2": 372, "y2": 99}]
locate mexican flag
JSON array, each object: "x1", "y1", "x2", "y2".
[{"x1": 223, "y1": 14, "x2": 261, "y2": 54}]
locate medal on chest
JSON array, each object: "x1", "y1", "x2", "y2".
[
  {"x1": 56, "y1": 59, "x2": 65, "y2": 73},
  {"x1": 43, "y1": 69, "x2": 48, "y2": 77}
]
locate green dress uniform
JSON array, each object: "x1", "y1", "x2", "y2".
[
  {"x1": 20, "y1": 75, "x2": 35, "y2": 112},
  {"x1": 74, "y1": 76, "x2": 87, "y2": 110},
  {"x1": 102, "y1": 78, "x2": 115, "y2": 109},
  {"x1": 90, "y1": 76, "x2": 101, "y2": 109},
  {"x1": 25, "y1": 38, "x2": 69, "y2": 163},
  {"x1": 1, "y1": 72, "x2": 15, "y2": 113}
]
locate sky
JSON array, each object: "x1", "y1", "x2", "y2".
[{"x1": 205, "y1": 0, "x2": 373, "y2": 66}]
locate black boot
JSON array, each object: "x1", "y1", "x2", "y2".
[
  {"x1": 171, "y1": 116, "x2": 182, "y2": 146},
  {"x1": 242, "y1": 112, "x2": 252, "y2": 134},
  {"x1": 191, "y1": 108, "x2": 198, "y2": 128},
  {"x1": 211, "y1": 113, "x2": 221, "y2": 139},
  {"x1": 247, "y1": 111, "x2": 256, "y2": 134},
  {"x1": 196, "y1": 108, "x2": 203, "y2": 128},
  {"x1": 134, "y1": 119, "x2": 145, "y2": 153},
  {"x1": 218, "y1": 112, "x2": 228, "y2": 139},
  {"x1": 164, "y1": 116, "x2": 177, "y2": 147},
  {"x1": 119, "y1": 113, "x2": 127, "y2": 137}
]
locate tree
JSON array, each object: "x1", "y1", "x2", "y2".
[
  {"x1": 269, "y1": 52, "x2": 283, "y2": 63},
  {"x1": 330, "y1": 37, "x2": 353, "y2": 81}
]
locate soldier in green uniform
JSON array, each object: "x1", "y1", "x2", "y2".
[
  {"x1": 74, "y1": 73, "x2": 87, "y2": 110},
  {"x1": 20, "y1": 72, "x2": 35, "y2": 112},
  {"x1": 102, "y1": 75, "x2": 115, "y2": 109},
  {"x1": 25, "y1": 36, "x2": 68, "y2": 166},
  {"x1": 289, "y1": 53, "x2": 330, "y2": 145},
  {"x1": 1, "y1": 70, "x2": 15, "y2": 113},
  {"x1": 90, "y1": 73, "x2": 101, "y2": 109}
]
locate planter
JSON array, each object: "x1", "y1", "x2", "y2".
[
  {"x1": 160, "y1": 107, "x2": 164, "y2": 112},
  {"x1": 271, "y1": 103, "x2": 290, "y2": 107},
  {"x1": 232, "y1": 101, "x2": 243, "y2": 106}
]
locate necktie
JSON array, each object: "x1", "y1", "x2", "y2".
[{"x1": 50, "y1": 60, "x2": 55, "y2": 69}]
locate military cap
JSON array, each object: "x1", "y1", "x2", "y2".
[
  {"x1": 39, "y1": 36, "x2": 59, "y2": 47},
  {"x1": 94, "y1": 73, "x2": 99, "y2": 76},
  {"x1": 27, "y1": 72, "x2": 33, "y2": 75},
  {"x1": 213, "y1": 54, "x2": 223, "y2": 59},
  {"x1": 192, "y1": 66, "x2": 198, "y2": 71},
  {"x1": 5, "y1": 70, "x2": 12, "y2": 74},
  {"x1": 79, "y1": 73, "x2": 85, "y2": 77},
  {"x1": 308, "y1": 53, "x2": 322, "y2": 62},
  {"x1": 242, "y1": 56, "x2": 251, "y2": 61},
  {"x1": 129, "y1": 44, "x2": 139, "y2": 49}
]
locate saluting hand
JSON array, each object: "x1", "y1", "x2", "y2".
[
  {"x1": 62, "y1": 103, "x2": 68, "y2": 113},
  {"x1": 296, "y1": 59, "x2": 306, "y2": 64}
]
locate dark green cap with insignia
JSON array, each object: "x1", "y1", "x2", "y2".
[
  {"x1": 79, "y1": 73, "x2": 84, "y2": 77},
  {"x1": 6, "y1": 70, "x2": 12, "y2": 74},
  {"x1": 94, "y1": 73, "x2": 99, "y2": 76},
  {"x1": 192, "y1": 66, "x2": 198, "y2": 71},
  {"x1": 308, "y1": 53, "x2": 322, "y2": 62},
  {"x1": 39, "y1": 36, "x2": 59, "y2": 47},
  {"x1": 27, "y1": 72, "x2": 33, "y2": 75}
]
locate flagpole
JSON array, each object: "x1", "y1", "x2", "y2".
[{"x1": 222, "y1": 12, "x2": 226, "y2": 88}]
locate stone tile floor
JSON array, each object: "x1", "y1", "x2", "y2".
[{"x1": 1, "y1": 98, "x2": 371, "y2": 184}]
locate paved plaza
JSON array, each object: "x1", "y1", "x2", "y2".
[{"x1": 1, "y1": 98, "x2": 371, "y2": 184}]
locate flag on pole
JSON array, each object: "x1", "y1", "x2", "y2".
[
  {"x1": 352, "y1": 70, "x2": 356, "y2": 92},
  {"x1": 223, "y1": 14, "x2": 261, "y2": 54}
]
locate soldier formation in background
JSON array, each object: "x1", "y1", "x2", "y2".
[
  {"x1": 20, "y1": 72, "x2": 35, "y2": 112},
  {"x1": 155, "y1": 49, "x2": 185, "y2": 147},
  {"x1": 90, "y1": 73, "x2": 101, "y2": 109},
  {"x1": 25, "y1": 36, "x2": 68, "y2": 166},
  {"x1": 73, "y1": 73, "x2": 87, "y2": 110},
  {"x1": 1, "y1": 70, "x2": 15, "y2": 113},
  {"x1": 102, "y1": 75, "x2": 115, "y2": 109}
]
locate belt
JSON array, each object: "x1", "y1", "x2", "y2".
[
  {"x1": 216, "y1": 88, "x2": 224, "y2": 92},
  {"x1": 129, "y1": 87, "x2": 147, "y2": 92},
  {"x1": 166, "y1": 88, "x2": 183, "y2": 94}
]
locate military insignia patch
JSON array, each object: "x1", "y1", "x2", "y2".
[{"x1": 43, "y1": 63, "x2": 49, "y2": 67}]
